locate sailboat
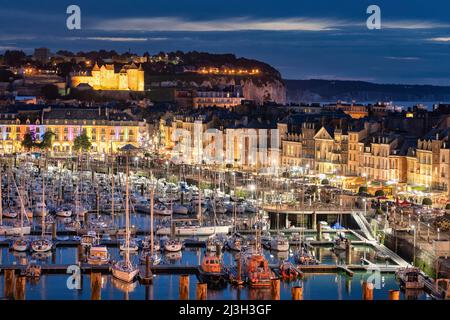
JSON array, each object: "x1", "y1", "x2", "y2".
[
  {"x1": 31, "y1": 170, "x2": 53, "y2": 253},
  {"x1": 140, "y1": 188, "x2": 161, "y2": 265},
  {"x1": 112, "y1": 155, "x2": 139, "y2": 283},
  {"x1": 0, "y1": 168, "x2": 31, "y2": 237},
  {"x1": 12, "y1": 179, "x2": 31, "y2": 251},
  {"x1": 243, "y1": 192, "x2": 275, "y2": 288}
]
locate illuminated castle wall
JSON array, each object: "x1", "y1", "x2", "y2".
[{"x1": 71, "y1": 63, "x2": 144, "y2": 91}]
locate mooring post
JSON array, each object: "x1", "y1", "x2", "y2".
[
  {"x1": 4, "y1": 269, "x2": 15, "y2": 299},
  {"x1": 77, "y1": 245, "x2": 84, "y2": 263},
  {"x1": 146, "y1": 254, "x2": 150, "y2": 278},
  {"x1": 90, "y1": 272, "x2": 102, "y2": 300},
  {"x1": 215, "y1": 244, "x2": 221, "y2": 258},
  {"x1": 52, "y1": 222, "x2": 57, "y2": 240},
  {"x1": 388, "y1": 290, "x2": 400, "y2": 300},
  {"x1": 362, "y1": 281, "x2": 374, "y2": 300},
  {"x1": 316, "y1": 222, "x2": 322, "y2": 240},
  {"x1": 291, "y1": 286, "x2": 303, "y2": 300},
  {"x1": 196, "y1": 282, "x2": 207, "y2": 300},
  {"x1": 271, "y1": 278, "x2": 280, "y2": 300},
  {"x1": 345, "y1": 240, "x2": 351, "y2": 265},
  {"x1": 311, "y1": 211, "x2": 317, "y2": 229},
  {"x1": 14, "y1": 276, "x2": 26, "y2": 300},
  {"x1": 179, "y1": 275, "x2": 189, "y2": 300}
]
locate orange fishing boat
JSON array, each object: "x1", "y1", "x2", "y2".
[
  {"x1": 244, "y1": 254, "x2": 275, "y2": 288},
  {"x1": 198, "y1": 255, "x2": 228, "y2": 287}
]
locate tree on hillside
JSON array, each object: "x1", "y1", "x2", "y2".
[
  {"x1": 73, "y1": 133, "x2": 92, "y2": 152},
  {"x1": 4, "y1": 50, "x2": 26, "y2": 66}
]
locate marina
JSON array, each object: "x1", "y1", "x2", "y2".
[{"x1": 0, "y1": 155, "x2": 447, "y2": 300}]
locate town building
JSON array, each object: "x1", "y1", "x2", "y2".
[
  {"x1": 71, "y1": 63, "x2": 145, "y2": 91},
  {"x1": 0, "y1": 106, "x2": 148, "y2": 154}
]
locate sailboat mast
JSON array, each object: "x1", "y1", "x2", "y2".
[
  {"x1": 150, "y1": 188, "x2": 154, "y2": 256},
  {"x1": 0, "y1": 167, "x2": 2, "y2": 226},
  {"x1": 125, "y1": 154, "x2": 130, "y2": 266},
  {"x1": 198, "y1": 167, "x2": 202, "y2": 225},
  {"x1": 41, "y1": 170, "x2": 45, "y2": 237},
  {"x1": 111, "y1": 155, "x2": 115, "y2": 223}
]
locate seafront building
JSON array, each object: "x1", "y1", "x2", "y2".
[{"x1": 0, "y1": 105, "x2": 148, "y2": 154}]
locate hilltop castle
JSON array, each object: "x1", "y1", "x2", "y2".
[{"x1": 71, "y1": 63, "x2": 144, "y2": 91}]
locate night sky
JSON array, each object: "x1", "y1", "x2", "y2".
[{"x1": 1, "y1": 0, "x2": 450, "y2": 85}]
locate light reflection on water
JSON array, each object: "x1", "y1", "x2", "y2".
[
  {"x1": 0, "y1": 272, "x2": 431, "y2": 300},
  {"x1": 0, "y1": 245, "x2": 432, "y2": 300}
]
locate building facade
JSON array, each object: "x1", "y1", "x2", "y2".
[{"x1": 71, "y1": 63, "x2": 145, "y2": 91}]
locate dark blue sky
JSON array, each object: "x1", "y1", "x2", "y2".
[{"x1": 1, "y1": 0, "x2": 450, "y2": 84}]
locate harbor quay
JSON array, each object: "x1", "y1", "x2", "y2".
[{"x1": 0, "y1": 151, "x2": 448, "y2": 300}]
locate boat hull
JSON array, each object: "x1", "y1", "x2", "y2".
[
  {"x1": 157, "y1": 225, "x2": 231, "y2": 236},
  {"x1": 0, "y1": 226, "x2": 31, "y2": 236},
  {"x1": 112, "y1": 266, "x2": 139, "y2": 283}
]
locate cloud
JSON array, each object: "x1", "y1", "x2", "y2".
[
  {"x1": 428, "y1": 37, "x2": 450, "y2": 42},
  {"x1": 383, "y1": 20, "x2": 450, "y2": 29},
  {"x1": 384, "y1": 56, "x2": 420, "y2": 61},
  {"x1": 66, "y1": 37, "x2": 165, "y2": 42},
  {"x1": 92, "y1": 16, "x2": 348, "y2": 32}
]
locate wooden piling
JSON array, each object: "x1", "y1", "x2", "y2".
[
  {"x1": 362, "y1": 281, "x2": 374, "y2": 300},
  {"x1": 291, "y1": 286, "x2": 303, "y2": 300},
  {"x1": 196, "y1": 282, "x2": 207, "y2": 300},
  {"x1": 179, "y1": 275, "x2": 189, "y2": 300},
  {"x1": 77, "y1": 245, "x2": 84, "y2": 263},
  {"x1": 52, "y1": 222, "x2": 57, "y2": 240},
  {"x1": 311, "y1": 211, "x2": 317, "y2": 229},
  {"x1": 388, "y1": 290, "x2": 400, "y2": 300},
  {"x1": 271, "y1": 278, "x2": 280, "y2": 300},
  {"x1": 345, "y1": 240, "x2": 351, "y2": 265},
  {"x1": 90, "y1": 272, "x2": 102, "y2": 300},
  {"x1": 14, "y1": 276, "x2": 26, "y2": 300},
  {"x1": 215, "y1": 244, "x2": 221, "y2": 257},
  {"x1": 4, "y1": 269, "x2": 15, "y2": 299},
  {"x1": 316, "y1": 222, "x2": 322, "y2": 240}
]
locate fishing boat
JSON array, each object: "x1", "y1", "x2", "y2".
[
  {"x1": 396, "y1": 267, "x2": 424, "y2": 289},
  {"x1": 268, "y1": 234, "x2": 290, "y2": 252},
  {"x1": 87, "y1": 246, "x2": 110, "y2": 265},
  {"x1": 112, "y1": 154, "x2": 139, "y2": 283},
  {"x1": 198, "y1": 255, "x2": 228, "y2": 287},
  {"x1": 164, "y1": 239, "x2": 183, "y2": 252},
  {"x1": 244, "y1": 253, "x2": 275, "y2": 288}
]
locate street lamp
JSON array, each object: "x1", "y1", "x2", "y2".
[{"x1": 362, "y1": 198, "x2": 367, "y2": 216}]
